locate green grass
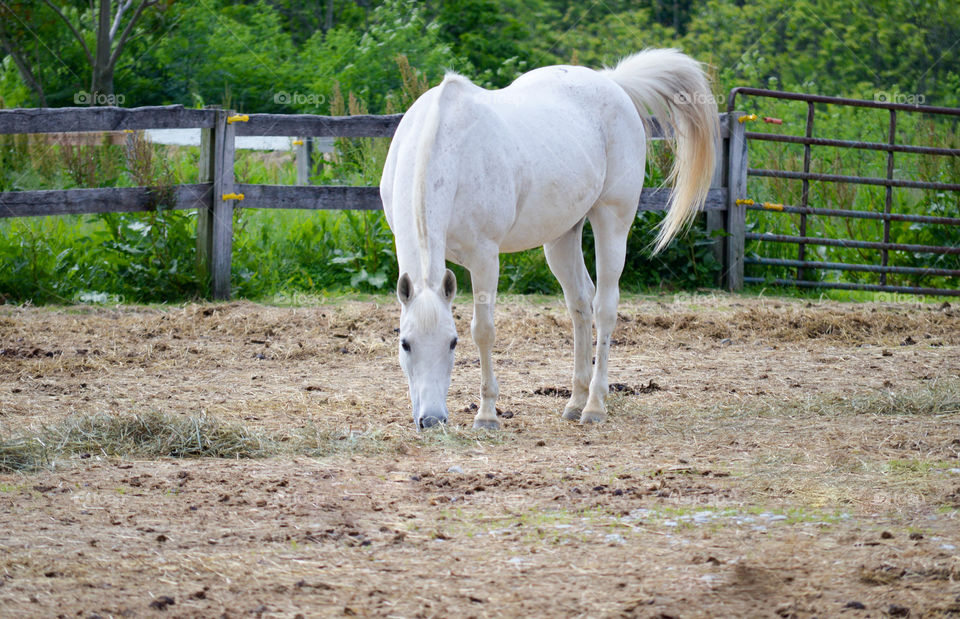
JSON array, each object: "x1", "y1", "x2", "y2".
[
  {"x1": 425, "y1": 503, "x2": 848, "y2": 543},
  {"x1": 886, "y1": 459, "x2": 935, "y2": 476}
]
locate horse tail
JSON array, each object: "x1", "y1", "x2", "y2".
[{"x1": 601, "y1": 49, "x2": 719, "y2": 254}]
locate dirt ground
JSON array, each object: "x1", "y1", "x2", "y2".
[{"x1": 1, "y1": 293, "x2": 959, "y2": 618}]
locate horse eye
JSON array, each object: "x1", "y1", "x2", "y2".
[
  {"x1": 450, "y1": 337, "x2": 458, "y2": 350},
  {"x1": 401, "y1": 339, "x2": 411, "y2": 352}
]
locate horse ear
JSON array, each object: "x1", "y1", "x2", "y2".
[
  {"x1": 440, "y1": 269, "x2": 457, "y2": 304},
  {"x1": 397, "y1": 272, "x2": 414, "y2": 305}
]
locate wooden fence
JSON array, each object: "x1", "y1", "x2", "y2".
[{"x1": 0, "y1": 106, "x2": 746, "y2": 299}]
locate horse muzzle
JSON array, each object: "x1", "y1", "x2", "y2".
[{"x1": 417, "y1": 409, "x2": 448, "y2": 430}]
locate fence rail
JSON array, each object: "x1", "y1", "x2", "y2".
[
  {"x1": 0, "y1": 105, "x2": 215, "y2": 133},
  {"x1": 234, "y1": 184, "x2": 383, "y2": 211},
  {"x1": 745, "y1": 257, "x2": 960, "y2": 278},
  {"x1": 747, "y1": 168, "x2": 960, "y2": 192},
  {"x1": 0, "y1": 184, "x2": 212, "y2": 217},
  {"x1": 234, "y1": 113, "x2": 404, "y2": 137},
  {"x1": 743, "y1": 202, "x2": 960, "y2": 226},
  {"x1": 0, "y1": 104, "x2": 747, "y2": 299}
]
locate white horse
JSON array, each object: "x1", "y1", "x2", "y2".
[{"x1": 380, "y1": 49, "x2": 718, "y2": 430}]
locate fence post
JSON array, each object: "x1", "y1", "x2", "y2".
[
  {"x1": 705, "y1": 125, "x2": 726, "y2": 285},
  {"x1": 724, "y1": 112, "x2": 748, "y2": 291},
  {"x1": 296, "y1": 137, "x2": 313, "y2": 185},
  {"x1": 197, "y1": 108, "x2": 236, "y2": 300},
  {"x1": 197, "y1": 108, "x2": 216, "y2": 292}
]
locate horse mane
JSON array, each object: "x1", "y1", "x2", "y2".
[
  {"x1": 406, "y1": 287, "x2": 449, "y2": 332},
  {"x1": 411, "y1": 72, "x2": 471, "y2": 287}
]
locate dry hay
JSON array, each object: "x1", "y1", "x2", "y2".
[{"x1": 1, "y1": 294, "x2": 959, "y2": 617}]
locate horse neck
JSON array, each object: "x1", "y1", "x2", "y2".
[
  {"x1": 389, "y1": 74, "x2": 478, "y2": 293},
  {"x1": 409, "y1": 78, "x2": 463, "y2": 290}
]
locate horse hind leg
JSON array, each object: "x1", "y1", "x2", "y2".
[
  {"x1": 544, "y1": 220, "x2": 595, "y2": 421},
  {"x1": 581, "y1": 205, "x2": 633, "y2": 424}
]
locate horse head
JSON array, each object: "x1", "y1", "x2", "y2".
[{"x1": 396, "y1": 269, "x2": 458, "y2": 429}]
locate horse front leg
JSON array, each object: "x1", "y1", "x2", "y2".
[
  {"x1": 581, "y1": 208, "x2": 631, "y2": 425},
  {"x1": 470, "y1": 253, "x2": 501, "y2": 430}
]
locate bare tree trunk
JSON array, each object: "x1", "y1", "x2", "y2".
[
  {"x1": 92, "y1": 0, "x2": 114, "y2": 96},
  {"x1": 325, "y1": 0, "x2": 334, "y2": 32}
]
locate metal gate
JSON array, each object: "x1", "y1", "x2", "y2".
[{"x1": 727, "y1": 88, "x2": 960, "y2": 297}]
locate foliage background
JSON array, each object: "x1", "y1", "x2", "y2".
[{"x1": 1, "y1": 0, "x2": 958, "y2": 303}]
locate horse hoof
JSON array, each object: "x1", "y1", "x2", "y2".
[
  {"x1": 561, "y1": 408, "x2": 581, "y2": 421},
  {"x1": 580, "y1": 411, "x2": 607, "y2": 425},
  {"x1": 473, "y1": 418, "x2": 500, "y2": 430}
]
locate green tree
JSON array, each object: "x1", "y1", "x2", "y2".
[
  {"x1": 430, "y1": 0, "x2": 537, "y2": 87},
  {"x1": 553, "y1": 8, "x2": 677, "y2": 68},
  {"x1": 0, "y1": 0, "x2": 168, "y2": 105},
  {"x1": 0, "y1": 1, "x2": 90, "y2": 106},
  {"x1": 140, "y1": 1, "x2": 298, "y2": 111},
  {"x1": 683, "y1": 0, "x2": 960, "y2": 105},
  {"x1": 297, "y1": 0, "x2": 459, "y2": 113},
  {"x1": 253, "y1": 0, "x2": 369, "y2": 45}
]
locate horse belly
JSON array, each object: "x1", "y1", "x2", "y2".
[
  {"x1": 497, "y1": 131, "x2": 606, "y2": 254},
  {"x1": 498, "y1": 179, "x2": 601, "y2": 252}
]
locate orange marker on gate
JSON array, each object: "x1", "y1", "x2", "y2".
[{"x1": 738, "y1": 114, "x2": 784, "y2": 125}]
